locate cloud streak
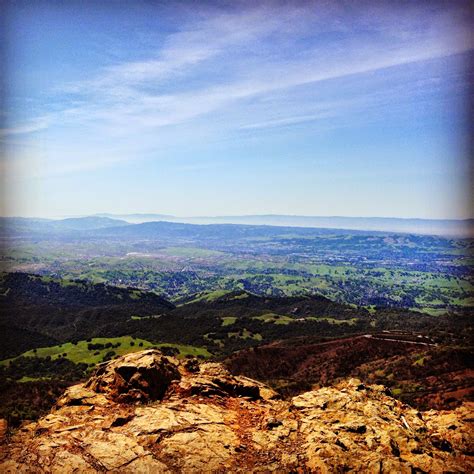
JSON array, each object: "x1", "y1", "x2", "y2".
[
  {"x1": 55, "y1": 2, "x2": 473, "y2": 133},
  {"x1": 5, "y1": 0, "x2": 473, "y2": 175},
  {"x1": 0, "y1": 116, "x2": 50, "y2": 137}
]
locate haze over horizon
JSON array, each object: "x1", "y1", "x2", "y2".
[
  {"x1": 1, "y1": 0, "x2": 473, "y2": 219},
  {"x1": 3, "y1": 212, "x2": 472, "y2": 238},
  {"x1": 5, "y1": 211, "x2": 474, "y2": 222}
]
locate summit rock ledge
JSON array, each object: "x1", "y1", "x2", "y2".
[{"x1": 0, "y1": 349, "x2": 472, "y2": 473}]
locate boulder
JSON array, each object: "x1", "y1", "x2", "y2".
[
  {"x1": 85, "y1": 350, "x2": 181, "y2": 402},
  {"x1": 176, "y1": 362, "x2": 278, "y2": 400}
]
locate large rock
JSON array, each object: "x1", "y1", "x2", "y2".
[
  {"x1": 175, "y1": 362, "x2": 278, "y2": 400},
  {"x1": 0, "y1": 351, "x2": 472, "y2": 473},
  {"x1": 84, "y1": 349, "x2": 181, "y2": 402}
]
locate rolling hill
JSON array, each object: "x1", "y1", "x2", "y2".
[
  {"x1": 0, "y1": 272, "x2": 472, "y2": 426},
  {"x1": 0, "y1": 272, "x2": 174, "y2": 356},
  {"x1": 0, "y1": 216, "x2": 129, "y2": 236},
  {"x1": 94, "y1": 213, "x2": 474, "y2": 236}
]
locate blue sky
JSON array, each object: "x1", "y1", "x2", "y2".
[{"x1": 1, "y1": 0, "x2": 473, "y2": 218}]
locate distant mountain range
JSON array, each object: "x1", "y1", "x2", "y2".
[
  {"x1": 95, "y1": 213, "x2": 473, "y2": 237},
  {"x1": 1, "y1": 214, "x2": 472, "y2": 237},
  {"x1": 0, "y1": 216, "x2": 129, "y2": 235}
]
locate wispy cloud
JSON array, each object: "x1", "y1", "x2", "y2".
[
  {"x1": 63, "y1": 5, "x2": 289, "y2": 98},
  {"x1": 54, "y1": 1, "x2": 472, "y2": 133},
  {"x1": 5, "y1": 1, "x2": 473, "y2": 175},
  {"x1": 240, "y1": 112, "x2": 335, "y2": 130},
  {"x1": 0, "y1": 116, "x2": 50, "y2": 137}
]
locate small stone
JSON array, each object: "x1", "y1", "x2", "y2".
[
  {"x1": 235, "y1": 444, "x2": 247, "y2": 452},
  {"x1": 267, "y1": 418, "x2": 283, "y2": 429}
]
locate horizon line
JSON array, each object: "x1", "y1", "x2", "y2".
[{"x1": 2, "y1": 213, "x2": 473, "y2": 222}]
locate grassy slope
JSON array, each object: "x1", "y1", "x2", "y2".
[{"x1": 1, "y1": 336, "x2": 211, "y2": 368}]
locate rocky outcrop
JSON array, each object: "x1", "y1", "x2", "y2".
[
  {"x1": 84, "y1": 350, "x2": 181, "y2": 402},
  {"x1": 0, "y1": 350, "x2": 472, "y2": 472}
]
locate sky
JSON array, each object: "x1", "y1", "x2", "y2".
[{"x1": 1, "y1": 0, "x2": 473, "y2": 219}]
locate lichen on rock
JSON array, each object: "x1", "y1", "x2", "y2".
[{"x1": 0, "y1": 350, "x2": 472, "y2": 473}]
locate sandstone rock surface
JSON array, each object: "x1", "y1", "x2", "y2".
[
  {"x1": 0, "y1": 349, "x2": 472, "y2": 472},
  {"x1": 84, "y1": 350, "x2": 181, "y2": 402}
]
